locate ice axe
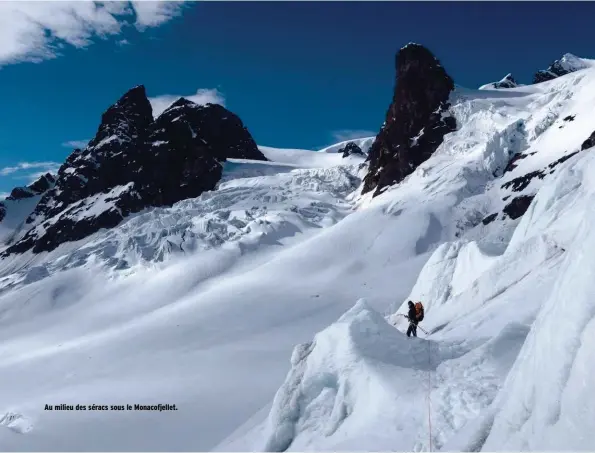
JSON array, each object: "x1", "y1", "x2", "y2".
[{"x1": 396, "y1": 314, "x2": 429, "y2": 335}]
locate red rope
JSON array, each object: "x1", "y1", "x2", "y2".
[{"x1": 427, "y1": 339, "x2": 433, "y2": 452}]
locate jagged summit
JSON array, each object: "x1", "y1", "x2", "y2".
[
  {"x1": 479, "y1": 73, "x2": 519, "y2": 90},
  {"x1": 155, "y1": 97, "x2": 264, "y2": 161},
  {"x1": 553, "y1": 53, "x2": 588, "y2": 72},
  {"x1": 5, "y1": 173, "x2": 56, "y2": 201},
  {"x1": 165, "y1": 97, "x2": 196, "y2": 110},
  {"x1": 362, "y1": 43, "x2": 456, "y2": 195},
  {"x1": 97, "y1": 84, "x2": 153, "y2": 131},
  {"x1": 338, "y1": 141, "x2": 364, "y2": 158},
  {"x1": 533, "y1": 52, "x2": 589, "y2": 83},
  {"x1": 2, "y1": 85, "x2": 266, "y2": 255},
  {"x1": 400, "y1": 41, "x2": 422, "y2": 50},
  {"x1": 115, "y1": 84, "x2": 149, "y2": 104},
  {"x1": 397, "y1": 42, "x2": 448, "y2": 71},
  {"x1": 0, "y1": 173, "x2": 57, "y2": 242}
]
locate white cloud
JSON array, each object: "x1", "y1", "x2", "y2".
[
  {"x1": 62, "y1": 139, "x2": 91, "y2": 149},
  {"x1": 0, "y1": 162, "x2": 61, "y2": 179},
  {"x1": 149, "y1": 88, "x2": 226, "y2": 118},
  {"x1": 0, "y1": 192, "x2": 9, "y2": 200},
  {"x1": 132, "y1": 1, "x2": 186, "y2": 30},
  {"x1": 331, "y1": 129, "x2": 377, "y2": 143},
  {"x1": 0, "y1": 1, "x2": 187, "y2": 67}
]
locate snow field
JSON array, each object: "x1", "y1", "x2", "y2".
[{"x1": 2, "y1": 56, "x2": 595, "y2": 451}]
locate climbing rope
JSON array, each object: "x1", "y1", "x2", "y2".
[
  {"x1": 427, "y1": 337, "x2": 433, "y2": 452},
  {"x1": 395, "y1": 314, "x2": 429, "y2": 335},
  {"x1": 395, "y1": 314, "x2": 433, "y2": 451}
]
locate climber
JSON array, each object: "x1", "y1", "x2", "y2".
[{"x1": 406, "y1": 300, "x2": 424, "y2": 337}]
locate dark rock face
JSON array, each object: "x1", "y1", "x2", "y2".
[
  {"x1": 155, "y1": 99, "x2": 263, "y2": 161},
  {"x1": 501, "y1": 150, "x2": 580, "y2": 193},
  {"x1": 484, "y1": 73, "x2": 518, "y2": 89},
  {"x1": 482, "y1": 213, "x2": 498, "y2": 225},
  {"x1": 502, "y1": 170, "x2": 545, "y2": 193},
  {"x1": 0, "y1": 204, "x2": 5, "y2": 222},
  {"x1": 494, "y1": 150, "x2": 585, "y2": 224},
  {"x1": 12, "y1": 184, "x2": 146, "y2": 255},
  {"x1": 549, "y1": 150, "x2": 581, "y2": 169},
  {"x1": 503, "y1": 195, "x2": 534, "y2": 220},
  {"x1": 25, "y1": 86, "x2": 155, "y2": 227},
  {"x1": 6, "y1": 173, "x2": 57, "y2": 201},
  {"x1": 533, "y1": 54, "x2": 587, "y2": 84},
  {"x1": 534, "y1": 71, "x2": 559, "y2": 84},
  {"x1": 4, "y1": 85, "x2": 265, "y2": 255},
  {"x1": 362, "y1": 43, "x2": 457, "y2": 196},
  {"x1": 135, "y1": 98, "x2": 227, "y2": 207},
  {"x1": 8, "y1": 187, "x2": 35, "y2": 200},
  {"x1": 339, "y1": 142, "x2": 364, "y2": 158},
  {"x1": 503, "y1": 153, "x2": 528, "y2": 174},
  {"x1": 582, "y1": 130, "x2": 595, "y2": 151},
  {"x1": 29, "y1": 173, "x2": 56, "y2": 194},
  {"x1": 493, "y1": 74, "x2": 518, "y2": 89}
]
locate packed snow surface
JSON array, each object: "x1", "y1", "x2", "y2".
[{"x1": 2, "y1": 59, "x2": 595, "y2": 452}]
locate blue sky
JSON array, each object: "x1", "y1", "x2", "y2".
[{"x1": 1, "y1": 1, "x2": 594, "y2": 196}]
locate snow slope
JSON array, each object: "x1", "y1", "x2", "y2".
[
  {"x1": 545, "y1": 53, "x2": 594, "y2": 75},
  {"x1": 0, "y1": 143, "x2": 393, "y2": 451},
  {"x1": 257, "y1": 145, "x2": 366, "y2": 168},
  {"x1": 218, "y1": 62, "x2": 595, "y2": 451},
  {"x1": 0, "y1": 196, "x2": 43, "y2": 245},
  {"x1": 2, "y1": 58, "x2": 595, "y2": 452}
]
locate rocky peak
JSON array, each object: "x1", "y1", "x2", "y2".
[
  {"x1": 479, "y1": 73, "x2": 518, "y2": 90},
  {"x1": 7, "y1": 187, "x2": 35, "y2": 201},
  {"x1": 396, "y1": 43, "x2": 448, "y2": 78},
  {"x1": 500, "y1": 73, "x2": 517, "y2": 84},
  {"x1": 162, "y1": 97, "x2": 196, "y2": 111},
  {"x1": 154, "y1": 98, "x2": 266, "y2": 161},
  {"x1": 4, "y1": 86, "x2": 265, "y2": 255},
  {"x1": 494, "y1": 73, "x2": 518, "y2": 89},
  {"x1": 88, "y1": 84, "x2": 153, "y2": 154},
  {"x1": 533, "y1": 53, "x2": 588, "y2": 84},
  {"x1": 101, "y1": 85, "x2": 153, "y2": 126},
  {"x1": 28, "y1": 173, "x2": 56, "y2": 194},
  {"x1": 5, "y1": 173, "x2": 57, "y2": 201},
  {"x1": 582, "y1": 130, "x2": 595, "y2": 151},
  {"x1": 362, "y1": 43, "x2": 456, "y2": 196},
  {"x1": 339, "y1": 142, "x2": 364, "y2": 158}
]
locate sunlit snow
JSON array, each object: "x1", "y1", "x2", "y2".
[{"x1": 1, "y1": 57, "x2": 595, "y2": 451}]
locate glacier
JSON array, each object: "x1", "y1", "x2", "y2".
[{"x1": 1, "y1": 56, "x2": 595, "y2": 452}]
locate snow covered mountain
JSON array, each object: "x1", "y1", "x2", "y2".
[
  {"x1": 0, "y1": 86, "x2": 266, "y2": 257},
  {"x1": 318, "y1": 137, "x2": 374, "y2": 155},
  {"x1": 2, "y1": 43, "x2": 595, "y2": 452},
  {"x1": 0, "y1": 173, "x2": 56, "y2": 245},
  {"x1": 220, "y1": 46, "x2": 595, "y2": 451},
  {"x1": 478, "y1": 73, "x2": 519, "y2": 90},
  {"x1": 362, "y1": 43, "x2": 457, "y2": 196},
  {"x1": 533, "y1": 52, "x2": 590, "y2": 83}
]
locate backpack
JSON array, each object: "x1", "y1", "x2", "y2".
[{"x1": 415, "y1": 302, "x2": 424, "y2": 322}]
